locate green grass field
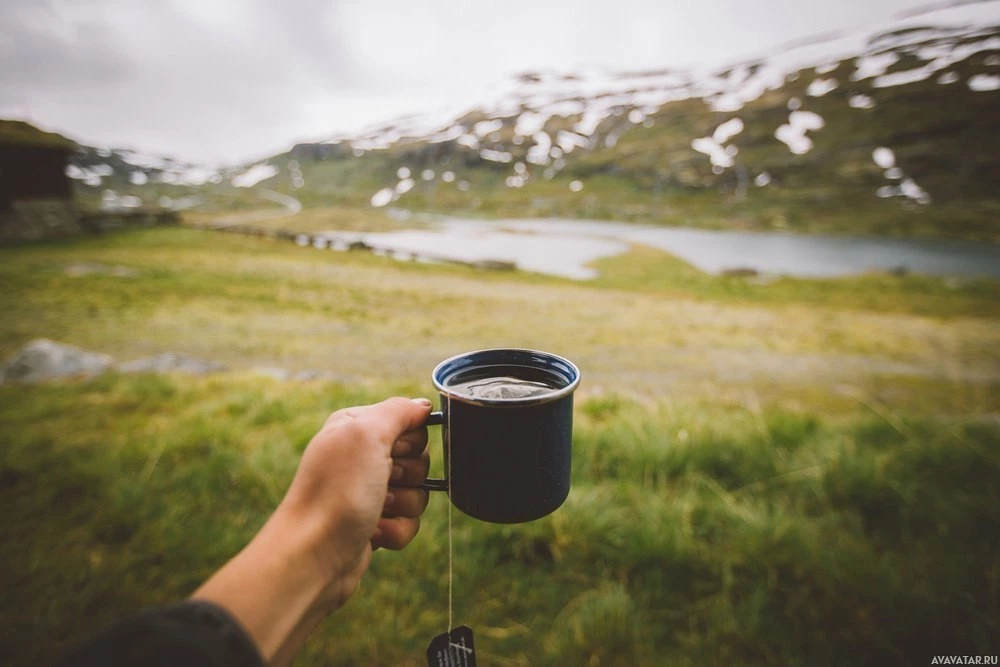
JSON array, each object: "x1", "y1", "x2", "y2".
[{"x1": 1, "y1": 221, "x2": 998, "y2": 665}]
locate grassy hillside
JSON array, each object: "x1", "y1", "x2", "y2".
[
  {"x1": 0, "y1": 120, "x2": 75, "y2": 150},
  {"x1": 1, "y1": 226, "x2": 998, "y2": 665}
]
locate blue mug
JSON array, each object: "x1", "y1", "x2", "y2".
[{"x1": 421, "y1": 348, "x2": 580, "y2": 523}]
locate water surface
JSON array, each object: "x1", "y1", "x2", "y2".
[{"x1": 321, "y1": 217, "x2": 1000, "y2": 280}]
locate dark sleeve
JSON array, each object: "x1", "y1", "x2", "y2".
[{"x1": 57, "y1": 600, "x2": 264, "y2": 667}]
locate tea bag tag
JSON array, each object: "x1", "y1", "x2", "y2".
[{"x1": 426, "y1": 625, "x2": 476, "y2": 667}]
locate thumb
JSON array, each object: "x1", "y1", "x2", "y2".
[{"x1": 363, "y1": 396, "x2": 434, "y2": 443}]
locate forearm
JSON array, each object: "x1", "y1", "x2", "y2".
[
  {"x1": 192, "y1": 507, "x2": 342, "y2": 666},
  {"x1": 190, "y1": 397, "x2": 428, "y2": 664}
]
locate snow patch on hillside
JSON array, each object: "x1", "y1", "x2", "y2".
[
  {"x1": 232, "y1": 164, "x2": 278, "y2": 188},
  {"x1": 969, "y1": 73, "x2": 1000, "y2": 91},
  {"x1": 775, "y1": 111, "x2": 825, "y2": 155}
]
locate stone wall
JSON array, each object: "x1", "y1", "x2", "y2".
[
  {"x1": 80, "y1": 209, "x2": 180, "y2": 232},
  {"x1": 0, "y1": 198, "x2": 82, "y2": 242},
  {"x1": 0, "y1": 200, "x2": 181, "y2": 243}
]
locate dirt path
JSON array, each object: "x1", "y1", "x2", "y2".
[{"x1": 209, "y1": 189, "x2": 302, "y2": 228}]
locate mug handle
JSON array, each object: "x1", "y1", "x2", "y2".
[{"x1": 420, "y1": 411, "x2": 449, "y2": 492}]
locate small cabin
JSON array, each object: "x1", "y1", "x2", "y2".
[{"x1": 0, "y1": 120, "x2": 80, "y2": 241}]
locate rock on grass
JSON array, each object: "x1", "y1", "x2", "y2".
[
  {"x1": 0, "y1": 341, "x2": 227, "y2": 384},
  {"x1": 0, "y1": 339, "x2": 112, "y2": 384}
]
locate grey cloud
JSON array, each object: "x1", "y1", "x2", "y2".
[
  {"x1": 254, "y1": 0, "x2": 363, "y2": 89},
  {"x1": 0, "y1": 0, "x2": 133, "y2": 88},
  {"x1": 0, "y1": 0, "x2": 368, "y2": 161}
]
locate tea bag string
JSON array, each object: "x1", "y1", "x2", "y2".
[
  {"x1": 447, "y1": 391, "x2": 454, "y2": 636},
  {"x1": 444, "y1": 396, "x2": 472, "y2": 654}
]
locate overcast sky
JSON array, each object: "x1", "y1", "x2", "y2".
[{"x1": 0, "y1": 0, "x2": 982, "y2": 164}]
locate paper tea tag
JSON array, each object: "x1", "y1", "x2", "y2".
[{"x1": 426, "y1": 625, "x2": 476, "y2": 667}]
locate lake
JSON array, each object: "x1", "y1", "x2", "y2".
[{"x1": 319, "y1": 216, "x2": 1000, "y2": 281}]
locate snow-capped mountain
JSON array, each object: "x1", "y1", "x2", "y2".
[
  {"x1": 66, "y1": 0, "x2": 1000, "y2": 239},
  {"x1": 325, "y1": 1, "x2": 999, "y2": 156}
]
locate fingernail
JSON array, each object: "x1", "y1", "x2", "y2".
[
  {"x1": 390, "y1": 465, "x2": 403, "y2": 481},
  {"x1": 411, "y1": 397, "x2": 432, "y2": 407},
  {"x1": 385, "y1": 491, "x2": 395, "y2": 506}
]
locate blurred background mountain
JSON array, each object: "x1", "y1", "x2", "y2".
[{"x1": 56, "y1": 2, "x2": 1000, "y2": 241}]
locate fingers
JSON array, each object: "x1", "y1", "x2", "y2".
[
  {"x1": 384, "y1": 487, "x2": 429, "y2": 518},
  {"x1": 391, "y1": 426, "x2": 428, "y2": 458},
  {"x1": 372, "y1": 516, "x2": 420, "y2": 551},
  {"x1": 369, "y1": 484, "x2": 428, "y2": 552},
  {"x1": 386, "y1": 454, "x2": 430, "y2": 515},
  {"x1": 389, "y1": 451, "x2": 430, "y2": 486},
  {"x1": 373, "y1": 452, "x2": 429, "y2": 551}
]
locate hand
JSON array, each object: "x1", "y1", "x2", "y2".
[
  {"x1": 282, "y1": 397, "x2": 433, "y2": 602},
  {"x1": 193, "y1": 397, "x2": 434, "y2": 665}
]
